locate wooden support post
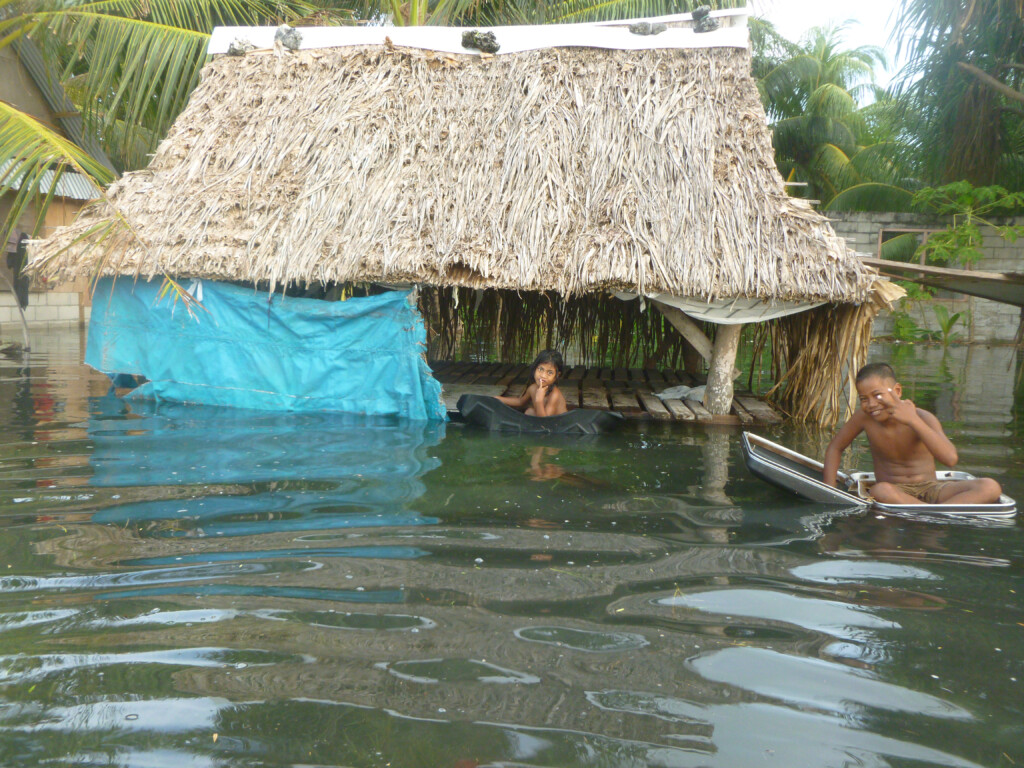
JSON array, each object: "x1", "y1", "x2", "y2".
[
  {"x1": 654, "y1": 301, "x2": 713, "y2": 363},
  {"x1": 703, "y1": 323, "x2": 744, "y2": 415},
  {"x1": 681, "y1": 339, "x2": 703, "y2": 379},
  {"x1": 654, "y1": 301, "x2": 738, "y2": 380}
]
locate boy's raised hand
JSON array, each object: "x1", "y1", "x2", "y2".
[{"x1": 881, "y1": 388, "x2": 918, "y2": 425}]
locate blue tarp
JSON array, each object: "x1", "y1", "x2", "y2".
[
  {"x1": 86, "y1": 278, "x2": 446, "y2": 420},
  {"x1": 87, "y1": 400, "x2": 444, "y2": 538}
]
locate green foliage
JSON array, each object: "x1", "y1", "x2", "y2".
[
  {"x1": 892, "y1": 0, "x2": 1024, "y2": 186},
  {"x1": 913, "y1": 181, "x2": 1024, "y2": 266},
  {"x1": 757, "y1": 23, "x2": 919, "y2": 209},
  {"x1": 891, "y1": 310, "x2": 923, "y2": 341},
  {"x1": 932, "y1": 304, "x2": 965, "y2": 345}
]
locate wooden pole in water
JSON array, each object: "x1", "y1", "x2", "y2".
[
  {"x1": 704, "y1": 323, "x2": 743, "y2": 414},
  {"x1": 0, "y1": 271, "x2": 30, "y2": 351},
  {"x1": 654, "y1": 301, "x2": 738, "y2": 380}
]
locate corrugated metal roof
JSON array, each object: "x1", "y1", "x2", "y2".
[
  {"x1": 0, "y1": 158, "x2": 100, "y2": 200},
  {"x1": 13, "y1": 38, "x2": 116, "y2": 175}
]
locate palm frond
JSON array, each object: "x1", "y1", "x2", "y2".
[
  {"x1": 825, "y1": 182, "x2": 916, "y2": 212},
  {"x1": 805, "y1": 82, "x2": 857, "y2": 119},
  {"x1": 0, "y1": 101, "x2": 115, "y2": 250},
  {"x1": 30, "y1": 0, "x2": 336, "y2": 167},
  {"x1": 877, "y1": 231, "x2": 922, "y2": 261}
]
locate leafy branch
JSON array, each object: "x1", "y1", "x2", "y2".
[{"x1": 912, "y1": 181, "x2": 1024, "y2": 266}]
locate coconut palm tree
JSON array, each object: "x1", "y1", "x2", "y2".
[
  {"x1": 892, "y1": 0, "x2": 1024, "y2": 188},
  {"x1": 757, "y1": 22, "x2": 914, "y2": 208}
]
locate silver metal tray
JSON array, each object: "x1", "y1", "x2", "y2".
[{"x1": 741, "y1": 432, "x2": 1016, "y2": 517}]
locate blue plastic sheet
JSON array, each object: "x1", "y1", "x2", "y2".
[
  {"x1": 86, "y1": 278, "x2": 446, "y2": 420},
  {"x1": 87, "y1": 400, "x2": 445, "y2": 539}
]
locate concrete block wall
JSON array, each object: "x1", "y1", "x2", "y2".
[
  {"x1": 828, "y1": 211, "x2": 1023, "y2": 343},
  {"x1": 0, "y1": 289, "x2": 88, "y2": 329}
]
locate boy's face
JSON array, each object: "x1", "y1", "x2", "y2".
[
  {"x1": 856, "y1": 375, "x2": 901, "y2": 422},
  {"x1": 534, "y1": 362, "x2": 559, "y2": 388}
]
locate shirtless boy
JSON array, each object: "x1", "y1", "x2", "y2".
[
  {"x1": 823, "y1": 363, "x2": 1002, "y2": 505},
  {"x1": 496, "y1": 349, "x2": 568, "y2": 417}
]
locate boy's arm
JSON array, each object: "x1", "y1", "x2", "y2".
[
  {"x1": 886, "y1": 395, "x2": 959, "y2": 466},
  {"x1": 908, "y1": 407, "x2": 959, "y2": 466},
  {"x1": 823, "y1": 414, "x2": 864, "y2": 486},
  {"x1": 531, "y1": 384, "x2": 565, "y2": 417},
  {"x1": 540, "y1": 387, "x2": 568, "y2": 417},
  {"x1": 496, "y1": 384, "x2": 532, "y2": 409}
]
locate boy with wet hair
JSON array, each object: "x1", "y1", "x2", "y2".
[
  {"x1": 496, "y1": 349, "x2": 568, "y2": 417},
  {"x1": 823, "y1": 363, "x2": 1002, "y2": 505}
]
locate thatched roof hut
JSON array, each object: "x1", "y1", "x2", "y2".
[{"x1": 29, "y1": 10, "x2": 899, "y2": 422}]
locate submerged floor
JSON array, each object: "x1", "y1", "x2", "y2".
[
  {"x1": 433, "y1": 360, "x2": 784, "y2": 424},
  {"x1": 0, "y1": 326, "x2": 1022, "y2": 767}
]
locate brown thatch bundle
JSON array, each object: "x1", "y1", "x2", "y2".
[{"x1": 29, "y1": 40, "x2": 875, "y2": 306}]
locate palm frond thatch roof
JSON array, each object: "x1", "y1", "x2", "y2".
[{"x1": 29, "y1": 13, "x2": 877, "y2": 305}]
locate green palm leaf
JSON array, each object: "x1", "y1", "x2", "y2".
[
  {"x1": 826, "y1": 182, "x2": 917, "y2": 212},
  {"x1": 0, "y1": 101, "x2": 114, "y2": 240}
]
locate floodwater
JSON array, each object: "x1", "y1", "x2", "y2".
[{"x1": 1, "y1": 327, "x2": 1022, "y2": 768}]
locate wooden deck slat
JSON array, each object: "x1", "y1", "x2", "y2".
[
  {"x1": 566, "y1": 383, "x2": 583, "y2": 409},
  {"x1": 610, "y1": 391, "x2": 642, "y2": 413},
  {"x1": 444, "y1": 362, "x2": 474, "y2": 383},
  {"x1": 637, "y1": 392, "x2": 672, "y2": 420},
  {"x1": 685, "y1": 398, "x2": 713, "y2": 420},
  {"x1": 430, "y1": 361, "x2": 781, "y2": 423},
  {"x1": 455, "y1": 364, "x2": 489, "y2": 385},
  {"x1": 497, "y1": 365, "x2": 524, "y2": 386},
  {"x1": 645, "y1": 369, "x2": 668, "y2": 390},
  {"x1": 662, "y1": 398, "x2": 695, "y2": 420},
  {"x1": 735, "y1": 395, "x2": 784, "y2": 424},
  {"x1": 581, "y1": 386, "x2": 610, "y2": 410},
  {"x1": 442, "y1": 383, "x2": 506, "y2": 411},
  {"x1": 731, "y1": 400, "x2": 755, "y2": 425}
]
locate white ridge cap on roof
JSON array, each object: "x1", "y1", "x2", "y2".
[{"x1": 207, "y1": 10, "x2": 749, "y2": 57}]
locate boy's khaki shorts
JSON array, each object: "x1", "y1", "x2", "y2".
[{"x1": 879, "y1": 479, "x2": 956, "y2": 505}]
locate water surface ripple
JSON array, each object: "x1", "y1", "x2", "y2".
[{"x1": 0, "y1": 331, "x2": 1022, "y2": 767}]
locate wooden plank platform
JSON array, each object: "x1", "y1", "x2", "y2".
[{"x1": 430, "y1": 361, "x2": 784, "y2": 425}]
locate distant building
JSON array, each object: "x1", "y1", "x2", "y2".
[{"x1": 0, "y1": 39, "x2": 115, "y2": 328}]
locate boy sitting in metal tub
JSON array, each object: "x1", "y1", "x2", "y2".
[{"x1": 823, "y1": 363, "x2": 1002, "y2": 505}]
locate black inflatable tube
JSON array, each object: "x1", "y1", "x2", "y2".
[{"x1": 456, "y1": 394, "x2": 625, "y2": 435}]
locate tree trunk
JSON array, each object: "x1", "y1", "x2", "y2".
[{"x1": 703, "y1": 323, "x2": 743, "y2": 415}]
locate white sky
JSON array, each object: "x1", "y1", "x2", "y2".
[{"x1": 749, "y1": 0, "x2": 904, "y2": 88}]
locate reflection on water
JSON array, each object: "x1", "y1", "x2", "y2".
[{"x1": 0, "y1": 329, "x2": 1022, "y2": 767}]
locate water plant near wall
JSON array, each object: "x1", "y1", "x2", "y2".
[{"x1": 932, "y1": 304, "x2": 965, "y2": 346}]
